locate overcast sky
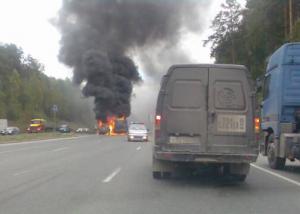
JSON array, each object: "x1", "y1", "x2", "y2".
[{"x1": 0, "y1": 0, "x2": 245, "y2": 80}]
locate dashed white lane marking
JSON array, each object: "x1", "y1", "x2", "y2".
[
  {"x1": 251, "y1": 164, "x2": 300, "y2": 187},
  {"x1": 0, "y1": 147, "x2": 34, "y2": 154},
  {"x1": 102, "y1": 167, "x2": 121, "y2": 183},
  {"x1": 136, "y1": 146, "x2": 141, "y2": 151},
  {"x1": 13, "y1": 170, "x2": 31, "y2": 176},
  {"x1": 52, "y1": 147, "x2": 68, "y2": 152}
]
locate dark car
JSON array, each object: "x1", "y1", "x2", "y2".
[
  {"x1": 58, "y1": 124, "x2": 71, "y2": 133},
  {"x1": 98, "y1": 126, "x2": 109, "y2": 135}
]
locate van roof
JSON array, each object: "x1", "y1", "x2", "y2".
[{"x1": 166, "y1": 64, "x2": 247, "y2": 74}]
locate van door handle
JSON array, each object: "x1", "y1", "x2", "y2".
[{"x1": 208, "y1": 111, "x2": 216, "y2": 122}]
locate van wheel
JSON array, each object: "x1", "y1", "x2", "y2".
[
  {"x1": 152, "y1": 171, "x2": 162, "y2": 179},
  {"x1": 152, "y1": 157, "x2": 174, "y2": 179},
  {"x1": 267, "y1": 143, "x2": 286, "y2": 169}
]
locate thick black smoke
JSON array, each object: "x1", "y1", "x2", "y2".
[{"x1": 57, "y1": 0, "x2": 204, "y2": 121}]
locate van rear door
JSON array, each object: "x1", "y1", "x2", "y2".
[
  {"x1": 207, "y1": 67, "x2": 254, "y2": 154},
  {"x1": 163, "y1": 66, "x2": 208, "y2": 152}
]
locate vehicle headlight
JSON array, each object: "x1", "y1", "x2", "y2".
[{"x1": 130, "y1": 135, "x2": 134, "y2": 139}]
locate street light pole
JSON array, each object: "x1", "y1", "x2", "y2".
[
  {"x1": 53, "y1": 110, "x2": 56, "y2": 132},
  {"x1": 52, "y1": 104, "x2": 58, "y2": 132}
]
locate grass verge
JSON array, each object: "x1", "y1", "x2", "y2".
[{"x1": 0, "y1": 132, "x2": 78, "y2": 144}]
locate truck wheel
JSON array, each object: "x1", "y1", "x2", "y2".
[{"x1": 268, "y1": 143, "x2": 286, "y2": 169}]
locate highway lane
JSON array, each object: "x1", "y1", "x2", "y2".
[{"x1": 0, "y1": 135, "x2": 300, "y2": 214}]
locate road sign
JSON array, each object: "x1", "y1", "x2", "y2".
[{"x1": 52, "y1": 104, "x2": 58, "y2": 113}]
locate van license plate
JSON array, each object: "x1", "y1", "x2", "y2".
[
  {"x1": 217, "y1": 114, "x2": 246, "y2": 133},
  {"x1": 169, "y1": 136, "x2": 199, "y2": 144}
]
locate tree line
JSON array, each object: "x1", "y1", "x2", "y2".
[
  {"x1": 0, "y1": 43, "x2": 94, "y2": 130},
  {"x1": 205, "y1": 0, "x2": 300, "y2": 79}
]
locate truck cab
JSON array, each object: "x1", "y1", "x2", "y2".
[
  {"x1": 27, "y1": 119, "x2": 46, "y2": 133},
  {"x1": 261, "y1": 43, "x2": 300, "y2": 169},
  {"x1": 153, "y1": 64, "x2": 258, "y2": 181}
]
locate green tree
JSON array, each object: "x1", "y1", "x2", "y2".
[
  {"x1": 0, "y1": 43, "x2": 95, "y2": 129},
  {"x1": 5, "y1": 69, "x2": 22, "y2": 120},
  {"x1": 204, "y1": 0, "x2": 243, "y2": 63},
  {"x1": 205, "y1": 0, "x2": 286, "y2": 78},
  {"x1": 243, "y1": 0, "x2": 285, "y2": 77}
]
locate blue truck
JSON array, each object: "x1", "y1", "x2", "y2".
[{"x1": 260, "y1": 43, "x2": 300, "y2": 169}]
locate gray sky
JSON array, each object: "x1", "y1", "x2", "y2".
[{"x1": 0, "y1": 0, "x2": 245, "y2": 80}]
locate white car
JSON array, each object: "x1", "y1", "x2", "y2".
[
  {"x1": 2, "y1": 127, "x2": 20, "y2": 135},
  {"x1": 76, "y1": 128, "x2": 89, "y2": 133},
  {"x1": 127, "y1": 123, "x2": 148, "y2": 142}
]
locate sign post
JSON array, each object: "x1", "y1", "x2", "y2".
[{"x1": 52, "y1": 105, "x2": 58, "y2": 132}]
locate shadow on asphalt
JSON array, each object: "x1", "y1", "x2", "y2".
[
  {"x1": 156, "y1": 168, "x2": 249, "y2": 188},
  {"x1": 283, "y1": 165, "x2": 300, "y2": 174},
  {"x1": 260, "y1": 160, "x2": 300, "y2": 175}
]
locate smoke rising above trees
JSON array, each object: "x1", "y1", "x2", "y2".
[{"x1": 57, "y1": 0, "x2": 210, "y2": 121}]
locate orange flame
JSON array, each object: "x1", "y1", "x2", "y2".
[{"x1": 97, "y1": 116, "x2": 126, "y2": 136}]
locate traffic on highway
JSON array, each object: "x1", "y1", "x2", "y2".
[{"x1": 1, "y1": 0, "x2": 300, "y2": 214}]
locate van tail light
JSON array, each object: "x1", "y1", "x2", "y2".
[
  {"x1": 155, "y1": 115, "x2": 161, "y2": 138},
  {"x1": 155, "y1": 115, "x2": 161, "y2": 127},
  {"x1": 254, "y1": 117, "x2": 260, "y2": 133}
]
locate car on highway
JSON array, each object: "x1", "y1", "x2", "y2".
[
  {"x1": 98, "y1": 125, "x2": 110, "y2": 135},
  {"x1": 1, "y1": 127, "x2": 20, "y2": 135},
  {"x1": 76, "y1": 128, "x2": 89, "y2": 134},
  {"x1": 27, "y1": 119, "x2": 46, "y2": 133},
  {"x1": 127, "y1": 123, "x2": 148, "y2": 142},
  {"x1": 0, "y1": 129, "x2": 6, "y2": 135},
  {"x1": 153, "y1": 64, "x2": 258, "y2": 181},
  {"x1": 58, "y1": 124, "x2": 71, "y2": 133}
]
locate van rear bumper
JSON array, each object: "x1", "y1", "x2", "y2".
[{"x1": 154, "y1": 150, "x2": 258, "y2": 163}]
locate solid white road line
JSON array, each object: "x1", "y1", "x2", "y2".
[
  {"x1": 102, "y1": 167, "x2": 121, "y2": 183},
  {"x1": 13, "y1": 170, "x2": 31, "y2": 176},
  {"x1": 251, "y1": 164, "x2": 300, "y2": 187},
  {"x1": 0, "y1": 136, "x2": 80, "y2": 147},
  {"x1": 52, "y1": 147, "x2": 68, "y2": 152},
  {"x1": 136, "y1": 146, "x2": 141, "y2": 151},
  {"x1": 0, "y1": 147, "x2": 36, "y2": 154},
  {"x1": 0, "y1": 145, "x2": 69, "y2": 154}
]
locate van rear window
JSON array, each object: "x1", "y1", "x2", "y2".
[
  {"x1": 214, "y1": 81, "x2": 245, "y2": 110},
  {"x1": 171, "y1": 80, "x2": 203, "y2": 109}
]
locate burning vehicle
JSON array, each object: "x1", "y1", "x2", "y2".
[{"x1": 97, "y1": 116, "x2": 127, "y2": 136}]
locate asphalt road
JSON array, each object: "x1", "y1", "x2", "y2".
[{"x1": 0, "y1": 135, "x2": 300, "y2": 214}]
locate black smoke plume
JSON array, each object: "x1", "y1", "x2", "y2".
[{"x1": 57, "y1": 0, "x2": 204, "y2": 121}]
